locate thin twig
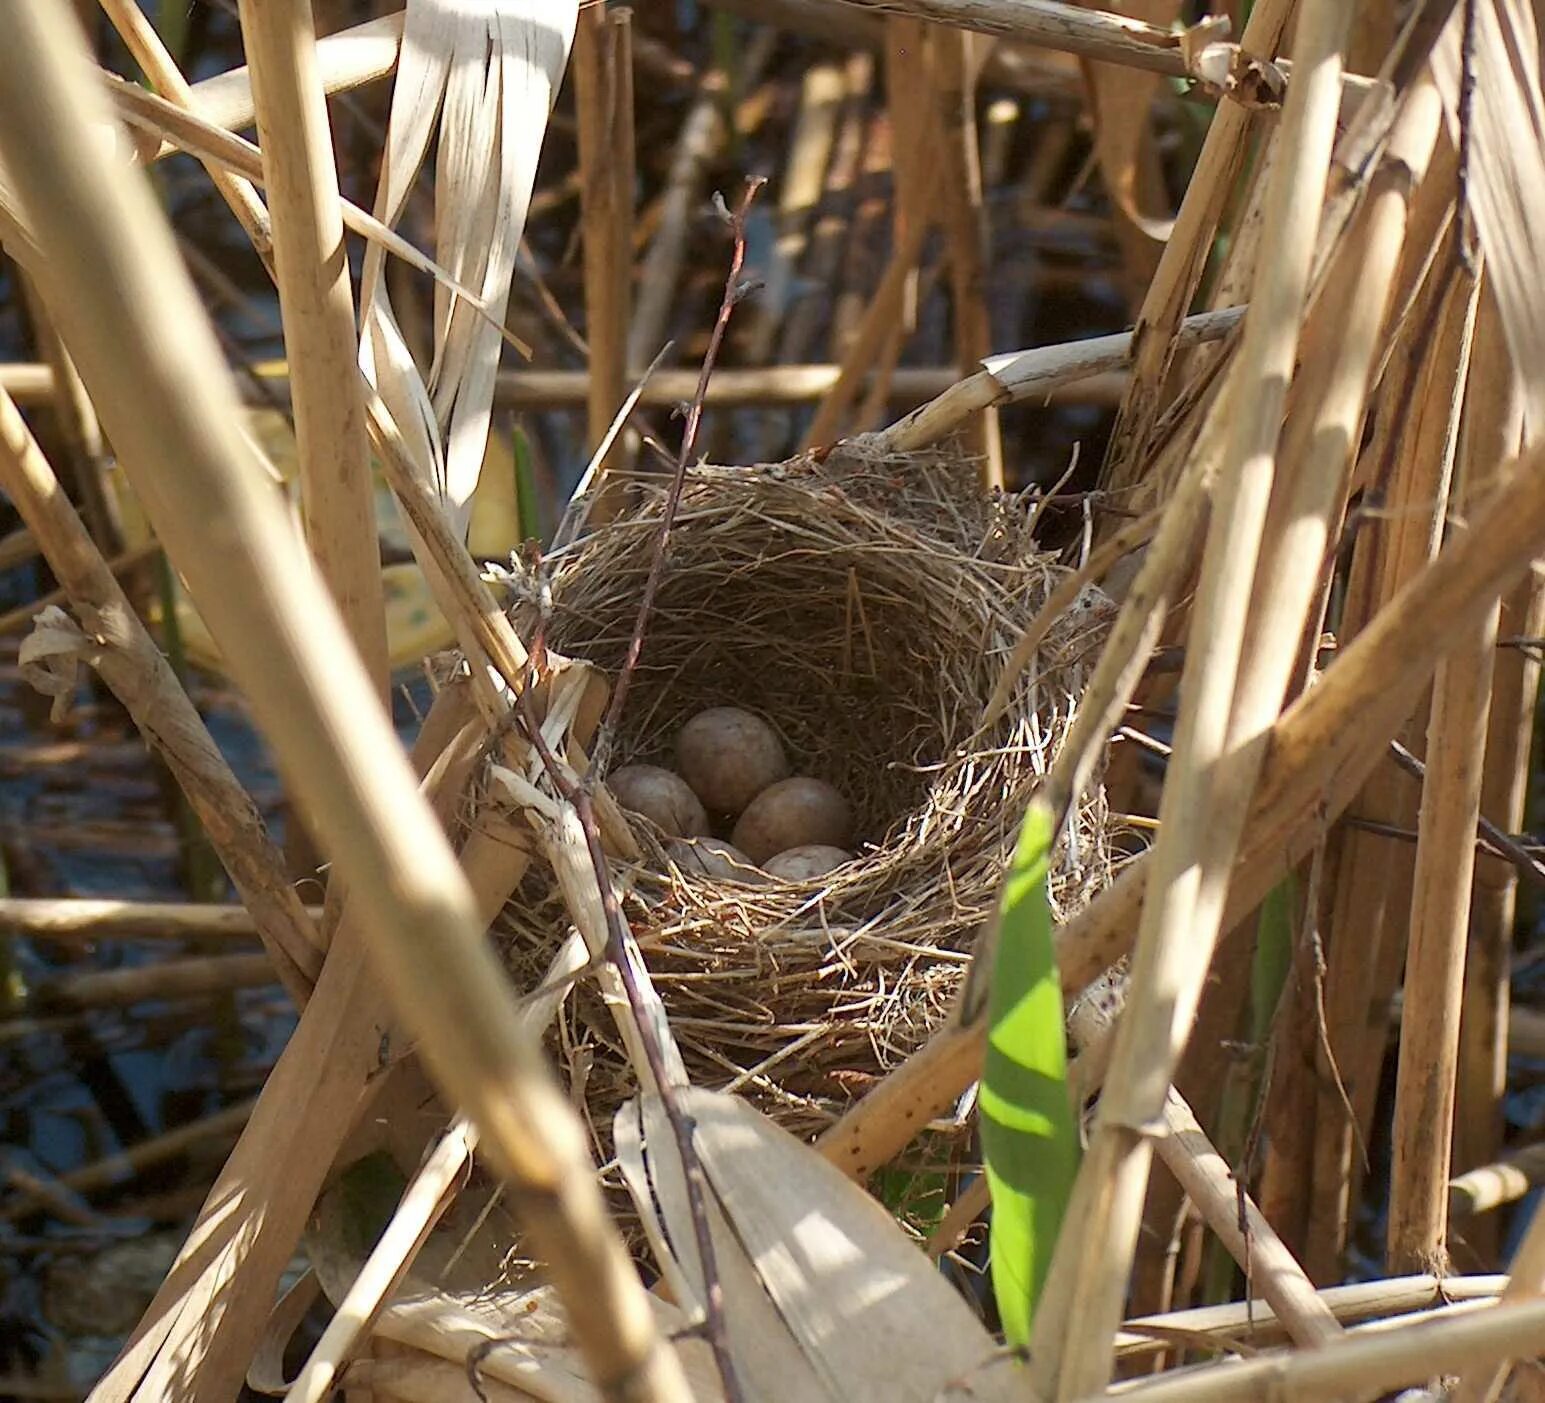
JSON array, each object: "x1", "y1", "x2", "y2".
[
  {"x1": 501, "y1": 188, "x2": 769, "y2": 1403},
  {"x1": 1387, "y1": 738, "x2": 1545, "y2": 889},
  {"x1": 509, "y1": 691, "x2": 743, "y2": 1403},
  {"x1": 593, "y1": 177, "x2": 766, "y2": 777}
]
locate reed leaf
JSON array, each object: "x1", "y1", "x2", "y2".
[
  {"x1": 359, "y1": 0, "x2": 577, "y2": 538},
  {"x1": 980, "y1": 796, "x2": 1078, "y2": 1347}
]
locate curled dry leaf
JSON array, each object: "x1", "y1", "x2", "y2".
[{"x1": 359, "y1": 0, "x2": 579, "y2": 537}]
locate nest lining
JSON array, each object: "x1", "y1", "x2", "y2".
[{"x1": 492, "y1": 446, "x2": 1114, "y2": 1142}]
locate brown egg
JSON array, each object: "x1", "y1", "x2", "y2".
[
  {"x1": 675, "y1": 706, "x2": 790, "y2": 816},
  {"x1": 731, "y1": 776, "x2": 852, "y2": 864},
  {"x1": 666, "y1": 837, "x2": 766, "y2": 883},
  {"x1": 608, "y1": 764, "x2": 709, "y2": 838},
  {"x1": 763, "y1": 845, "x2": 853, "y2": 881}
]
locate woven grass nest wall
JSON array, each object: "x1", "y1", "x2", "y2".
[{"x1": 492, "y1": 445, "x2": 1114, "y2": 1148}]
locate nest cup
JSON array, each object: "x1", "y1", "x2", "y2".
[{"x1": 495, "y1": 446, "x2": 1112, "y2": 1142}]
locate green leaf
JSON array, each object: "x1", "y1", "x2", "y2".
[{"x1": 980, "y1": 797, "x2": 1079, "y2": 1346}]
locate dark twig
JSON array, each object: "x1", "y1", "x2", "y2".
[
  {"x1": 509, "y1": 692, "x2": 743, "y2": 1403},
  {"x1": 492, "y1": 180, "x2": 766, "y2": 1403},
  {"x1": 1456, "y1": 0, "x2": 1479, "y2": 269},
  {"x1": 592, "y1": 177, "x2": 766, "y2": 777},
  {"x1": 1387, "y1": 739, "x2": 1545, "y2": 890}
]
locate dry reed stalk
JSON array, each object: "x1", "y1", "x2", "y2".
[
  {"x1": 1454, "y1": 1174, "x2": 1545, "y2": 1403},
  {"x1": 1076, "y1": 0, "x2": 1178, "y2": 310},
  {"x1": 847, "y1": 16, "x2": 929, "y2": 435},
  {"x1": 1387, "y1": 268, "x2": 1503, "y2": 1276},
  {"x1": 285, "y1": 1117, "x2": 477, "y2": 1403},
  {"x1": 140, "y1": 11, "x2": 407, "y2": 163},
  {"x1": 1098, "y1": 0, "x2": 1292, "y2": 495},
  {"x1": 573, "y1": 2, "x2": 634, "y2": 520},
  {"x1": 741, "y1": 57, "x2": 843, "y2": 456},
  {"x1": 1154, "y1": 1088, "x2": 1342, "y2": 1347},
  {"x1": 93, "y1": 695, "x2": 487, "y2": 1403},
  {"x1": 1213, "y1": 84, "x2": 1444, "y2": 1253},
  {"x1": 1255, "y1": 858, "x2": 1330, "y2": 1262},
  {"x1": 98, "y1": 0, "x2": 273, "y2": 254},
  {"x1": 0, "y1": 358, "x2": 1128, "y2": 413},
  {"x1": 1103, "y1": 1289, "x2": 1545, "y2": 1403},
  {"x1": 801, "y1": 203, "x2": 936, "y2": 449},
  {"x1": 236, "y1": 0, "x2": 388, "y2": 702},
  {"x1": 0, "y1": 388, "x2": 321, "y2": 1001},
  {"x1": 1308, "y1": 227, "x2": 1475, "y2": 1280},
  {"x1": 1236, "y1": 71, "x2": 1442, "y2": 734},
  {"x1": 822, "y1": 280, "x2": 1545, "y2": 1221},
  {"x1": 626, "y1": 33, "x2": 775, "y2": 373},
  {"x1": 29, "y1": 952, "x2": 276, "y2": 1010},
  {"x1": 15, "y1": 273, "x2": 121, "y2": 552},
  {"x1": 873, "y1": 305, "x2": 1242, "y2": 454},
  {"x1": 0, "y1": 11, "x2": 682, "y2": 1399},
  {"x1": 1451, "y1": 1143, "x2": 1545, "y2": 1219},
  {"x1": 1032, "y1": 11, "x2": 1351, "y2": 1392},
  {"x1": 1116, "y1": 1273, "x2": 1506, "y2": 1362},
  {"x1": 827, "y1": 0, "x2": 1205, "y2": 73},
  {"x1": 1454, "y1": 300, "x2": 1533, "y2": 1267},
  {"x1": 929, "y1": 25, "x2": 1002, "y2": 487},
  {"x1": 4, "y1": 1096, "x2": 254, "y2": 1212},
  {"x1": 0, "y1": 897, "x2": 318, "y2": 941},
  {"x1": 1349, "y1": 0, "x2": 1398, "y2": 73},
  {"x1": 767, "y1": 52, "x2": 873, "y2": 396}
]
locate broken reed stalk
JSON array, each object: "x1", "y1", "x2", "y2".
[
  {"x1": 1155, "y1": 1088, "x2": 1342, "y2": 1348},
  {"x1": 0, "y1": 9, "x2": 685, "y2": 1401},
  {"x1": 1116, "y1": 1274, "x2": 1505, "y2": 1362},
  {"x1": 285, "y1": 1117, "x2": 478, "y2": 1403},
  {"x1": 573, "y1": 1, "x2": 635, "y2": 520},
  {"x1": 1101, "y1": 0, "x2": 1292, "y2": 496},
  {"x1": 0, "y1": 387, "x2": 321, "y2": 1001},
  {"x1": 1387, "y1": 267, "x2": 1500, "y2": 1276},
  {"x1": 1450, "y1": 1143, "x2": 1545, "y2": 1219},
  {"x1": 872, "y1": 305, "x2": 1242, "y2": 455},
  {"x1": 1453, "y1": 1180, "x2": 1545, "y2": 1402},
  {"x1": 1032, "y1": 6, "x2": 1352, "y2": 1391},
  {"x1": 0, "y1": 357, "x2": 1129, "y2": 414},
  {"x1": 1109, "y1": 1289, "x2": 1545, "y2": 1403},
  {"x1": 829, "y1": 0, "x2": 1201, "y2": 74},
  {"x1": 235, "y1": 0, "x2": 388, "y2": 704},
  {"x1": 97, "y1": 0, "x2": 273, "y2": 255},
  {"x1": 0, "y1": 897, "x2": 315, "y2": 941}
]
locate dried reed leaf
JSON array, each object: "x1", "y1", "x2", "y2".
[
  {"x1": 1077, "y1": 0, "x2": 1181, "y2": 298},
  {"x1": 360, "y1": 1, "x2": 577, "y2": 536},
  {"x1": 617, "y1": 1089, "x2": 1011, "y2": 1402},
  {"x1": 1432, "y1": 0, "x2": 1545, "y2": 424},
  {"x1": 369, "y1": 1282, "x2": 723, "y2": 1403}
]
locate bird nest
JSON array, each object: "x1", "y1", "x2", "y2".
[{"x1": 491, "y1": 445, "x2": 1114, "y2": 1148}]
